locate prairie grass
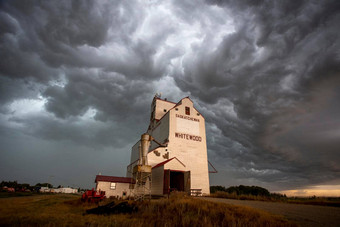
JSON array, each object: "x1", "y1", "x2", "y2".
[
  {"x1": 211, "y1": 191, "x2": 340, "y2": 207},
  {"x1": 211, "y1": 191, "x2": 273, "y2": 201},
  {"x1": 287, "y1": 196, "x2": 340, "y2": 207},
  {"x1": 0, "y1": 192, "x2": 296, "y2": 226},
  {"x1": 0, "y1": 191, "x2": 35, "y2": 198}
]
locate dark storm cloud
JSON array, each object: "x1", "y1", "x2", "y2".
[
  {"x1": 0, "y1": 77, "x2": 42, "y2": 110},
  {"x1": 7, "y1": 113, "x2": 135, "y2": 149},
  {"x1": 261, "y1": 77, "x2": 340, "y2": 186},
  {"x1": 174, "y1": 0, "x2": 340, "y2": 188},
  {"x1": 0, "y1": 0, "x2": 162, "y2": 84},
  {"x1": 43, "y1": 69, "x2": 153, "y2": 121},
  {"x1": 0, "y1": 0, "x2": 165, "y2": 138},
  {"x1": 0, "y1": 0, "x2": 339, "y2": 190},
  {"x1": 0, "y1": 0, "x2": 163, "y2": 187}
]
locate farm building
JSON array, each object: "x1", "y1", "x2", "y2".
[
  {"x1": 54, "y1": 187, "x2": 78, "y2": 194},
  {"x1": 39, "y1": 187, "x2": 78, "y2": 193},
  {"x1": 127, "y1": 96, "x2": 210, "y2": 196},
  {"x1": 95, "y1": 175, "x2": 134, "y2": 199}
]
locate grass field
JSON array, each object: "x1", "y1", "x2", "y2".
[
  {"x1": 211, "y1": 191, "x2": 340, "y2": 207},
  {"x1": 0, "y1": 192, "x2": 296, "y2": 226}
]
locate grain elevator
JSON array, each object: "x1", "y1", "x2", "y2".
[{"x1": 127, "y1": 95, "x2": 210, "y2": 197}]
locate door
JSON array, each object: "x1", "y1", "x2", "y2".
[
  {"x1": 163, "y1": 169, "x2": 170, "y2": 195},
  {"x1": 170, "y1": 171, "x2": 184, "y2": 191},
  {"x1": 184, "y1": 171, "x2": 191, "y2": 194}
]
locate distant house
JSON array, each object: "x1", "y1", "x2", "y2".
[
  {"x1": 39, "y1": 187, "x2": 77, "y2": 193},
  {"x1": 95, "y1": 175, "x2": 134, "y2": 199},
  {"x1": 61, "y1": 187, "x2": 77, "y2": 193},
  {"x1": 53, "y1": 188, "x2": 78, "y2": 194},
  {"x1": 39, "y1": 187, "x2": 50, "y2": 193}
]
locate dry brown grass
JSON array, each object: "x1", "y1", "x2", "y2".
[
  {"x1": 211, "y1": 191, "x2": 340, "y2": 207},
  {"x1": 0, "y1": 192, "x2": 296, "y2": 226},
  {"x1": 211, "y1": 191, "x2": 276, "y2": 201}
]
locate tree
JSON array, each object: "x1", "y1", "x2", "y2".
[
  {"x1": 35, "y1": 183, "x2": 53, "y2": 188},
  {"x1": 225, "y1": 185, "x2": 270, "y2": 197},
  {"x1": 210, "y1": 185, "x2": 227, "y2": 193}
]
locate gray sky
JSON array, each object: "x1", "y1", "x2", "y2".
[{"x1": 0, "y1": 0, "x2": 339, "y2": 194}]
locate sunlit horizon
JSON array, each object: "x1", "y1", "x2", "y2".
[{"x1": 278, "y1": 185, "x2": 340, "y2": 197}]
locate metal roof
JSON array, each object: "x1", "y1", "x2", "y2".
[
  {"x1": 95, "y1": 175, "x2": 134, "y2": 184},
  {"x1": 152, "y1": 157, "x2": 186, "y2": 169},
  {"x1": 152, "y1": 158, "x2": 175, "y2": 169}
]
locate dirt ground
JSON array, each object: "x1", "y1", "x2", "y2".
[{"x1": 200, "y1": 197, "x2": 340, "y2": 227}]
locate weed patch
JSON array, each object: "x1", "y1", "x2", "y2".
[{"x1": 86, "y1": 201, "x2": 138, "y2": 215}]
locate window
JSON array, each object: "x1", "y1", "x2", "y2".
[
  {"x1": 110, "y1": 182, "x2": 116, "y2": 190},
  {"x1": 185, "y1": 107, "x2": 190, "y2": 115}
]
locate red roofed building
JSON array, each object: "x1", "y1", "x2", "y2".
[{"x1": 95, "y1": 175, "x2": 134, "y2": 198}]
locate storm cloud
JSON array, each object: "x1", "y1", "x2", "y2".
[{"x1": 0, "y1": 0, "x2": 339, "y2": 191}]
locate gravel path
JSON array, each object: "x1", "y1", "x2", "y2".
[{"x1": 199, "y1": 197, "x2": 340, "y2": 227}]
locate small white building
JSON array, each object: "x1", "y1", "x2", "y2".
[
  {"x1": 57, "y1": 187, "x2": 78, "y2": 194},
  {"x1": 40, "y1": 187, "x2": 78, "y2": 193},
  {"x1": 127, "y1": 96, "x2": 210, "y2": 196},
  {"x1": 39, "y1": 187, "x2": 50, "y2": 193},
  {"x1": 95, "y1": 175, "x2": 134, "y2": 199}
]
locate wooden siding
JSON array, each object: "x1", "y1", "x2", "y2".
[
  {"x1": 151, "y1": 166, "x2": 164, "y2": 195},
  {"x1": 96, "y1": 181, "x2": 131, "y2": 198}
]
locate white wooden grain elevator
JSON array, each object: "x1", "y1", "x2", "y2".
[{"x1": 127, "y1": 95, "x2": 210, "y2": 196}]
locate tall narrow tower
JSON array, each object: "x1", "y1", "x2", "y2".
[{"x1": 127, "y1": 96, "x2": 210, "y2": 196}]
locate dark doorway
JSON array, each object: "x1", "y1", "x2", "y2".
[
  {"x1": 170, "y1": 171, "x2": 184, "y2": 192},
  {"x1": 164, "y1": 170, "x2": 190, "y2": 195}
]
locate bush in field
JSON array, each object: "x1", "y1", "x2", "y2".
[
  {"x1": 226, "y1": 185, "x2": 270, "y2": 197},
  {"x1": 210, "y1": 185, "x2": 290, "y2": 201},
  {"x1": 211, "y1": 185, "x2": 270, "y2": 197},
  {"x1": 211, "y1": 191, "x2": 273, "y2": 201},
  {"x1": 210, "y1": 185, "x2": 227, "y2": 193}
]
